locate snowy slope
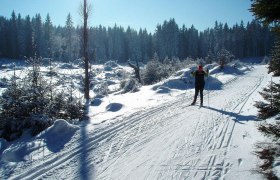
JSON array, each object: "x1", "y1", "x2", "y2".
[{"x1": 0, "y1": 64, "x2": 276, "y2": 179}]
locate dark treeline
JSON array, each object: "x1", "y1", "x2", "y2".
[{"x1": 0, "y1": 11, "x2": 275, "y2": 63}]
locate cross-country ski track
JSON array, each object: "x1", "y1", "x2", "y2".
[{"x1": 4, "y1": 65, "x2": 269, "y2": 180}]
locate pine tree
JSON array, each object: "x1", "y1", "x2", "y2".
[
  {"x1": 216, "y1": 49, "x2": 234, "y2": 68},
  {"x1": 33, "y1": 14, "x2": 43, "y2": 56},
  {"x1": 268, "y1": 41, "x2": 280, "y2": 76},
  {"x1": 251, "y1": 0, "x2": 280, "y2": 118},
  {"x1": 255, "y1": 82, "x2": 280, "y2": 119},
  {"x1": 17, "y1": 14, "x2": 25, "y2": 58},
  {"x1": 0, "y1": 56, "x2": 84, "y2": 140},
  {"x1": 10, "y1": 11, "x2": 20, "y2": 59},
  {"x1": 24, "y1": 15, "x2": 34, "y2": 58},
  {"x1": 250, "y1": 0, "x2": 280, "y2": 33},
  {"x1": 250, "y1": 1, "x2": 280, "y2": 178},
  {"x1": 43, "y1": 13, "x2": 53, "y2": 58},
  {"x1": 65, "y1": 13, "x2": 74, "y2": 62}
]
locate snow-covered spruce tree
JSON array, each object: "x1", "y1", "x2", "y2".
[
  {"x1": 216, "y1": 49, "x2": 235, "y2": 69},
  {"x1": 254, "y1": 120, "x2": 280, "y2": 180},
  {"x1": 0, "y1": 66, "x2": 25, "y2": 140},
  {"x1": 254, "y1": 141, "x2": 280, "y2": 180},
  {"x1": 64, "y1": 95, "x2": 84, "y2": 121},
  {"x1": 250, "y1": 0, "x2": 280, "y2": 178},
  {"x1": 0, "y1": 57, "x2": 84, "y2": 141},
  {"x1": 205, "y1": 50, "x2": 215, "y2": 64},
  {"x1": 268, "y1": 40, "x2": 280, "y2": 76},
  {"x1": 142, "y1": 53, "x2": 162, "y2": 85},
  {"x1": 255, "y1": 82, "x2": 280, "y2": 119},
  {"x1": 20, "y1": 57, "x2": 52, "y2": 136}
]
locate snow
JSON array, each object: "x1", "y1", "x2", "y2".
[
  {"x1": 0, "y1": 60, "x2": 279, "y2": 179},
  {"x1": 1, "y1": 120, "x2": 79, "y2": 163}
]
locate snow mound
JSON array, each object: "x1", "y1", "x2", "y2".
[
  {"x1": 1, "y1": 120, "x2": 79, "y2": 162},
  {"x1": 155, "y1": 86, "x2": 171, "y2": 94},
  {"x1": 106, "y1": 103, "x2": 123, "y2": 112},
  {"x1": 2, "y1": 140, "x2": 43, "y2": 162},
  {"x1": 38, "y1": 119, "x2": 79, "y2": 152},
  {"x1": 153, "y1": 64, "x2": 224, "y2": 92},
  {"x1": 210, "y1": 62, "x2": 251, "y2": 75},
  {"x1": 153, "y1": 68, "x2": 194, "y2": 92},
  {"x1": 154, "y1": 79, "x2": 191, "y2": 92},
  {"x1": 41, "y1": 119, "x2": 79, "y2": 136}
]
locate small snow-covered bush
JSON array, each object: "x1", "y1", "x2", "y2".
[
  {"x1": 142, "y1": 56, "x2": 186, "y2": 85},
  {"x1": 0, "y1": 78, "x2": 8, "y2": 88},
  {"x1": 142, "y1": 59, "x2": 163, "y2": 85},
  {"x1": 0, "y1": 57, "x2": 84, "y2": 141},
  {"x1": 93, "y1": 82, "x2": 109, "y2": 96},
  {"x1": 120, "y1": 78, "x2": 140, "y2": 93},
  {"x1": 104, "y1": 60, "x2": 118, "y2": 71},
  {"x1": 217, "y1": 49, "x2": 235, "y2": 69}
]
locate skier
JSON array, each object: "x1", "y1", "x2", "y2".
[{"x1": 191, "y1": 65, "x2": 209, "y2": 106}]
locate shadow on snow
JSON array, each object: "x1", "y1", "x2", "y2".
[{"x1": 205, "y1": 106, "x2": 260, "y2": 124}]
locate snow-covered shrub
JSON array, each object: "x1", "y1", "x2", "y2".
[
  {"x1": 116, "y1": 69, "x2": 128, "y2": 79},
  {"x1": 120, "y1": 78, "x2": 141, "y2": 93},
  {"x1": 93, "y1": 82, "x2": 109, "y2": 96},
  {"x1": 217, "y1": 49, "x2": 235, "y2": 69},
  {"x1": 25, "y1": 115, "x2": 52, "y2": 136},
  {"x1": 104, "y1": 60, "x2": 118, "y2": 71},
  {"x1": 205, "y1": 50, "x2": 215, "y2": 64},
  {"x1": 105, "y1": 60, "x2": 118, "y2": 68},
  {"x1": 0, "y1": 78, "x2": 8, "y2": 88},
  {"x1": 142, "y1": 58, "x2": 163, "y2": 85},
  {"x1": 64, "y1": 96, "x2": 84, "y2": 121},
  {"x1": 261, "y1": 56, "x2": 270, "y2": 64},
  {"x1": 142, "y1": 56, "x2": 186, "y2": 85},
  {"x1": 0, "y1": 57, "x2": 84, "y2": 141}
]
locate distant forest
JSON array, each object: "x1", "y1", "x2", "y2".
[{"x1": 0, "y1": 11, "x2": 275, "y2": 63}]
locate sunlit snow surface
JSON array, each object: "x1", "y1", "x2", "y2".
[{"x1": 0, "y1": 59, "x2": 279, "y2": 179}]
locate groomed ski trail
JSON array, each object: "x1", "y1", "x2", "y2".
[{"x1": 5, "y1": 65, "x2": 268, "y2": 180}]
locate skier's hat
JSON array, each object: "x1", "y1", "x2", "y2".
[{"x1": 198, "y1": 65, "x2": 203, "y2": 70}]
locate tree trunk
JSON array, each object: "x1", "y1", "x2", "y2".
[
  {"x1": 83, "y1": 0, "x2": 90, "y2": 100},
  {"x1": 128, "y1": 60, "x2": 142, "y2": 84}
]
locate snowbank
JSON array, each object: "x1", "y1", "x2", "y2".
[
  {"x1": 2, "y1": 140, "x2": 44, "y2": 162},
  {"x1": 40, "y1": 119, "x2": 79, "y2": 137},
  {"x1": 1, "y1": 120, "x2": 79, "y2": 162},
  {"x1": 38, "y1": 119, "x2": 79, "y2": 152},
  {"x1": 153, "y1": 64, "x2": 225, "y2": 92}
]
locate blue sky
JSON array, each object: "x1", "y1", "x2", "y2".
[{"x1": 0, "y1": 0, "x2": 254, "y2": 33}]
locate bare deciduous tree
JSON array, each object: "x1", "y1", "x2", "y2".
[{"x1": 81, "y1": 0, "x2": 91, "y2": 100}]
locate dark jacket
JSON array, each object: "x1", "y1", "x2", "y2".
[{"x1": 192, "y1": 70, "x2": 208, "y2": 87}]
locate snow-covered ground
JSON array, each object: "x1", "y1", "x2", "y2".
[{"x1": 0, "y1": 61, "x2": 279, "y2": 179}]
